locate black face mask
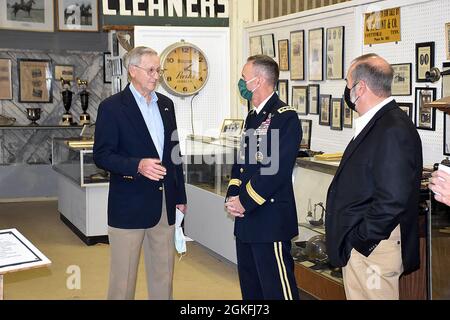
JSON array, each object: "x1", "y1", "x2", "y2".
[{"x1": 344, "y1": 82, "x2": 359, "y2": 111}]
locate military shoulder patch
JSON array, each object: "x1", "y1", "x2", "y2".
[{"x1": 277, "y1": 106, "x2": 297, "y2": 113}]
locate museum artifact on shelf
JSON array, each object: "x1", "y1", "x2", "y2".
[
  {"x1": 26, "y1": 107, "x2": 41, "y2": 126},
  {"x1": 77, "y1": 78, "x2": 91, "y2": 125},
  {"x1": 60, "y1": 79, "x2": 74, "y2": 126}
]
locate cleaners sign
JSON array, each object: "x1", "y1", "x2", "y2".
[
  {"x1": 364, "y1": 7, "x2": 401, "y2": 45},
  {"x1": 102, "y1": 0, "x2": 229, "y2": 27}
]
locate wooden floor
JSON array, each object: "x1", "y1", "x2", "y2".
[{"x1": 0, "y1": 201, "x2": 242, "y2": 300}]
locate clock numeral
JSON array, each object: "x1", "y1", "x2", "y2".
[
  {"x1": 167, "y1": 76, "x2": 172, "y2": 82},
  {"x1": 167, "y1": 58, "x2": 174, "y2": 63},
  {"x1": 199, "y1": 57, "x2": 204, "y2": 62},
  {"x1": 182, "y1": 47, "x2": 189, "y2": 53},
  {"x1": 183, "y1": 87, "x2": 188, "y2": 92},
  {"x1": 199, "y1": 77, "x2": 203, "y2": 81}
]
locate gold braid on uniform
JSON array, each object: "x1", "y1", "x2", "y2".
[
  {"x1": 228, "y1": 179, "x2": 242, "y2": 187},
  {"x1": 277, "y1": 106, "x2": 296, "y2": 113},
  {"x1": 246, "y1": 181, "x2": 266, "y2": 205}
]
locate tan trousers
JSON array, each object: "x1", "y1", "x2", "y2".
[
  {"x1": 342, "y1": 225, "x2": 403, "y2": 300},
  {"x1": 107, "y1": 197, "x2": 175, "y2": 300}
]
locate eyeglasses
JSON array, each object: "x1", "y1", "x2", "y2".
[{"x1": 132, "y1": 64, "x2": 164, "y2": 77}]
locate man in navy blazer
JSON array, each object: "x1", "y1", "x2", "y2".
[
  {"x1": 325, "y1": 54, "x2": 422, "y2": 299},
  {"x1": 93, "y1": 46, "x2": 186, "y2": 300}
]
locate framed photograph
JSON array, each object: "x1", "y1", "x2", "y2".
[
  {"x1": 292, "y1": 86, "x2": 308, "y2": 115},
  {"x1": 308, "y1": 84, "x2": 320, "y2": 115},
  {"x1": 326, "y1": 26, "x2": 344, "y2": 80},
  {"x1": 331, "y1": 98, "x2": 343, "y2": 130},
  {"x1": 415, "y1": 87, "x2": 436, "y2": 130},
  {"x1": 112, "y1": 77, "x2": 122, "y2": 94},
  {"x1": 446, "y1": 23, "x2": 450, "y2": 61},
  {"x1": 220, "y1": 119, "x2": 244, "y2": 138},
  {"x1": 0, "y1": 58, "x2": 13, "y2": 100},
  {"x1": 319, "y1": 94, "x2": 331, "y2": 126},
  {"x1": 444, "y1": 113, "x2": 450, "y2": 155},
  {"x1": 309, "y1": 28, "x2": 324, "y2": 81},
  {"x1": 103, "y1": 52, "x2": 112, "y2": 84},
  {"x1": 277, "y1": 79, "x2": 288, "y2": 104},
  {"x1": 391, "y1": 63, "x2": 412, "y2": 96},
  {"x1": 249, "y1": 36, "x2": 262, "y2": 56},
  {"x1": 18, "y1": 59, "x2": 52, "y2": 103},
  {"x1": 416, "y1": 42, "x2": 435, "y2": 82},
  {"x1": 57, "y1": 0, "x2": 99, "y2": 32},
  {"x1": 442, "y1": 62, "x2": 450, "y2": 98},
  {"x1": 290, "y1": 30, "x2": 305, "y2": 80},
  {"x1": 261, "y1": 34, "x2": 275, "y2": 58},
  {"x1": 54, "y1": 64, "x2": 74, "y2": 82},
  {"x1": 343, "y1": 99, "x2": 353, "y2": 128},
  {"x1": 299, "y1": 119, "x2": 312, "y2": 150},
  {"x1": 0, "y1": 0, "x2": 54, "y2": 32},
  {"x1": 278, "y1": 39, "x2": 289, "y2": 71},
  {"x1": 112, "y1": 31, "x2": 119, "y2": 56},
  {"x1": 397, "y1": 102, "x2": 413, "y2": 120}
]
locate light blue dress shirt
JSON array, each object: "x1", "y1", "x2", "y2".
[{"x1": 129, "y1": 83, "x2": 165, "y2": 159}]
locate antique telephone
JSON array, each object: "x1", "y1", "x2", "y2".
[
  {"x1": 305, "y1": 200, "x2": 325, "y2": 227},
  {"x1": 426, "y1": 67, "x2": 450, "y2": 83}
]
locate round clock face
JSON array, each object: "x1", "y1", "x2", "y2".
[{"x1": 160, "y1": 42, "x2": 209, "y2": 97}]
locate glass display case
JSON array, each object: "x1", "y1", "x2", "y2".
[
  {"x1": 184, "y1": 135, "x2": 239, "y2": 197},
  {"x1": 52, "y1": 137, "x2": 109, "y2": 187}
]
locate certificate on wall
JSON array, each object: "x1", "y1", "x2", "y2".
[
  {"x1": 309, "y1": 28, "x2": 324, "y2": 81},
  {"x1": 290, "y1": 30, "x2": 305, "y2": 80},
  {"x1": 0, "y1": 59, "x2": 12, "y2": 100},
  {"x1": 278, "y1": 39, "x2": 289, "y2": 71},
  {"x1": 249, "y1": 36, "x2": 262, "y2": 56},
  {"x1": 326, "y1": 26, "x2": 344, "y2": 80},
  {"x1": 0, "y1": 228, "x2": 51, "y2": 274},
  {"x1": 416, "y1": 42, "x2": 435, "y2": 82},
  {"x1": 391, "y1": 63, "x2": 411, "y2": 96}
]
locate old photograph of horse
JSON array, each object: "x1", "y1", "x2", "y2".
[
  {"x1": 6, "y1": 0, "x2": 45, "y2": 23},
  {"x1": 61, "y1": 0, "x2": 94, "y2": 26}
]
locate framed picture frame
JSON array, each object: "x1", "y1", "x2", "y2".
[
  {"x1": 103, "y1": 52, "x2": 112, "y2": 84},
  {"x1": 278, "y1": 39, "x2": 289, "y2": 71},
  {"x1": 415, "y1": 87, "x2": 436, "y2": 130},
  {"x1": 442, "y1": 62, "x2": 450, "y2": 98},
  {"x1": 290, "y1": 30, "x2": 305, "y2": 80},
  {"x1": 57, "y1": 0, "x2": 99, "y2": 32},
  {"x1": 18, "y1": 59, "x2": 52, "y2": 103},
  {"x1": 331, "y1": 98, "x2": 343, "y2": 130},
  {"x1": 299, "y1": 119, "x2": 312, "y2": 150},
  {"x1": 397, "y1": 102, "x2": 413, "y2": 120},
  {"x1": 249, "y1": 36, "x2": 262, "y2": 56},
  {"x1": 220, "y1": 119, "x2": 245, "y2": 138},
  {"x1": 112, "y1": 77, "x2": 122, "y2": 94},
  {"x1": 326, "y1": 26, "x2": 344, "y2": 80},
  {"x1": 415, "y1": 42, "x2": 435, "y2": 82},
  {"x1": 444, "y1": 113, "x2": 450, "y2": 155},
  {"x1": 261, "y1": 34, "x2": 275, "y2": 58},
  {"x1": 0, "y1": 0, "x2": 54, "y2": 32},
  {"x1": 308, "y1": 84, "x2": 320, "y2": 115},
  {"x1": 292, "y1": 86, "x2": 308, "y2": 115},
  {"x1": 309, "y1": 28, "x2": 324, "y2": 81},
  {"x1": 0, "y1": 58, "x2": 13, "y2": 100},
  {"x1": 277, "y1": 79, "x2": 288, "y2": 104},
  {"x1": 319, "y1": 94, "x2": 331, "y2": 126},
  {"x1": 343, "y1": 99, "x2": 353, "y2": 128},
  {"x1": 54, "y1": 64, "x2": 74, "y2": 82},
  {"x1": 446, "y1": 23, "x2": 450, "y2": 61},
  {"x1": 391, "y1": 63, "x2": 411, "y2": 96}
]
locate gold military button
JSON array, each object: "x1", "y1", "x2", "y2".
[
  {"x1": 159, "y1": 186, "x2": 163, "y2": 191},
  {"x1": 240, "y1": 168, "x2": 244, "y2": 173}
]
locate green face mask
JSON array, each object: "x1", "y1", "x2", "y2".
[{"x1": 238, "y1": 77, "x2": 257, "y2": 101}]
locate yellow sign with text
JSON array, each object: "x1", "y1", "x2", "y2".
[{"x1": 364, "y1": 7, "x2": 401, "y2": 45}]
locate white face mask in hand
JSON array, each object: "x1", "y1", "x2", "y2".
[{"x1": 175, "y1": 208, "x2": 186, "y2": 258}]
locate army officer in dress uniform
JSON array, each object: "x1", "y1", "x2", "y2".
[{"x1": 225, "y1": 55, "x2": 302, "y2": 300}]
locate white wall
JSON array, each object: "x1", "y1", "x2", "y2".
[
  {"x1": 244, "y1": 0, "x2": 450, "y2": 165},
  {"x1": 135, "y1": 26, "x2": 230, "y2": 153}
]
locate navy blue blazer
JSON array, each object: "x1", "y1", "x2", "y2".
[
  {"x1": 93, "y1": 85, "x2": 187, "y2": 229},
  {"x1": 226, "y1": 94, "x2": 301, "y2": 242},
  {"x1": 325, "y1": 100, "x2": 422, "y2": 273}
]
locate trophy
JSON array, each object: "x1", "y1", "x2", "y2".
[
  {"x1": 26, "y1": 107, "x2": 41, "y2": 126},
  {"x1": 77, "y1": 78, "x2": 90, "y2": 125},
  {"x1": 60, "y1": 78, "x2": 74, "y2": 126}
]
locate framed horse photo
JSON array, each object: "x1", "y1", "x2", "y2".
[
  {"x1": 0, "y1": 0, "x2": 54, "y2": 32},
  {"x1": 57, "y1": 0, "x2": 99, "y2": 32}
]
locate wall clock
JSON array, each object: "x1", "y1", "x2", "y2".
[{"x1": 160, "y1": 40, "x2": 209, "y2": 97}]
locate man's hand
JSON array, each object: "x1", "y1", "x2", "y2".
[
  {"x1": 225, "y1": 196, "x2": 245, "y2": 218},
  {"x1": 429, "y1": 170, "x2": 450, "y2": 206},
  {"x1": 138, "y1": 158, "x2": 166, "y2": 181},
  {"x1": 176, "y1": 204, "x2": 187, "y2": 214}
]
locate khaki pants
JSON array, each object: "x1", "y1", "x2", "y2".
[
  {"x1": 107, "y1": 197, "x2": 175, "y2": 300},
  {"x1": 342, "y1": 225, "x2": 403, "y2": 300}
]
